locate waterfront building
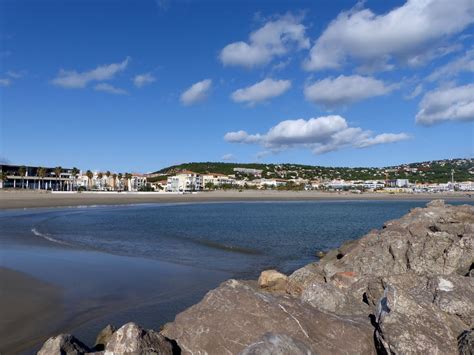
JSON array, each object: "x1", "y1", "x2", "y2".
[
  {"x1": 167, "y1": 171, "x2": 203, "y2": 192},
  {"x1": 202, "y1": 173, "x2": 235, "y2": 189},
  {"x1": 0, "y1": 164, "x2": 75, "y2": 190}
]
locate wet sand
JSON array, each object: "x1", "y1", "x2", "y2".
[
  {"x1": 0, "y1": 267, "x2": 63, "y2": 353},
  {"x1": 0, "y1": 237, "x2": 230, "y2": 354},
  {"x1": 0, "y1": 189, "x2": 472, "y2": 210}
]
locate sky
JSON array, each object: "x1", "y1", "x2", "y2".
[{"x1": 0, "y1": 0, "x2": 473, "y2": 173}]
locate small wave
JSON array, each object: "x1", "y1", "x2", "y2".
[
  {"x1": 31, "y1": 228, "x2": 72, "y2": 246},
  {"x1": 194, "y1": 239, "x2": 262, "y2": 255}
]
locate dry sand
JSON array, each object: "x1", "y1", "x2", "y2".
[{"x1": 0, "y1": 189, "x2": 472, "y2": 210}]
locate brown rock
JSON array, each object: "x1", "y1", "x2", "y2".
[
  {"x1": 258, "y1": 269, "x2": 288, "y2": 291},
  {"x1": 161, "y1": 279, "x2": 375, "y2": 355}
]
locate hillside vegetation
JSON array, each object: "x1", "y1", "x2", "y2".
[{"x1": 151, "y1": 158, "x2": 473, "y2": 183}]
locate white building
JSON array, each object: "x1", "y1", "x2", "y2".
[
  {"x1": 167, "y1": 171, "x2": 203, "y2": 192},
  {"x1": 130, "y1": 174, "x2": 147, "y2": 191},
  {"x1": 388, "y1": 179, "x2": 410, "y2": 188},
  {"x1": 259, "y1": 178, "x2": 287, "y2": 188},
  {"x1": 233, "y1": 167, "x2": 263, "y2": 177},
  {"x1": 363, "y1": 180, "x2": 386, "y2": 190},
  {"x1": 202, "y1": 173, "x2": 235, "y2": 189}
]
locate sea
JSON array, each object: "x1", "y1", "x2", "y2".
[{"x1": 0, "y1": 199, "x2": 471, "y2": 352}]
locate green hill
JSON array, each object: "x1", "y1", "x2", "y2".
[{"x1": 150, "y1": 158, "x2": 473, "y2": 183}]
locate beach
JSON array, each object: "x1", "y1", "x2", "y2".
[{"x1": 0, "y1": 189, "x2": 472, "y2": 210}]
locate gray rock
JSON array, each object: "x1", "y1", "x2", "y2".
[
  {"x1": 373, "y1": 273, "x2": 469, "y2": 354},
  {"x1": 319, "y1": 202, "x2": 474, "y2": 278},
  {"x1": 239, "y1": 333, "x2": 312, "y2": 355},
  {"x1": 104, "y1": 322, "x2": 173, "y2": 355},
  {"x1": 37, "y1": 334, "x2": 90, "y2": 355},
  {"x1": 94, "y1": 324, "x2": 116, "y2": 351},
  {"x1": 286, "y1": 263, "x2": 325, "y2": 296},
  {"x1": 161, "y1": 279, "x2": 375, "y2": 355},
  {"x1": 301, "y1": 282, "x2": 346, "y2": 313}
]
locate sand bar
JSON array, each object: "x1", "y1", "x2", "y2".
[{"x1": 0, "y1": 190, "x2": 472, "y2": 210}]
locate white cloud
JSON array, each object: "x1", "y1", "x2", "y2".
[
  {"x1": 405, "y1": 84, "x2": 424, "y2": 100},
  {"x1": 180, "y1": 79, "x2": 212, "y2": 105},
  {"x1": 0, "y1": 78, "x2": 11, "y2": 87},
  {"x1": 231, "y1": 78, "x2": 291, "y2": 105},
  {"x1": 225, "y1": 115, "x2": 410, "y2": 154},
  {"x1": 221, "y1": 153, "x2": 235, "y2": 161},
  {"x1": 133, "y1": 72, "x2": 156, "y2": 88},
  {"x1": 416, "y1": 84, "x2": 474, "y2": 125},
  {"x1": 427, "y1": 49, "x2": 474, "y2": 81},
  {"x1": 304, "y1": 0, "x2": 474, "y2": 71},
  {"x1": 52, "y1": 57, "x2": 130, "y2": 89},
  {"x1": 220, "y1": 14, "x2": 309, "y2": 68},
  {"x1": 94, "y1": 83, "x2": 128, "y2": 95},
  {"x1": 7, "y1": 70, "x2": 26, "y2": 79},
  {"x1": 304, "y1": 75, "x2": 394, "y2": 108}
]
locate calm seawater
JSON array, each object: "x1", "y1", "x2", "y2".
[{"x1": 4, "y1": 200, "x2": 470, "y2": 277}]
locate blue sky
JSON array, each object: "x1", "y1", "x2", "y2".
[{"x1": 1, "y1": 0, "x2": 473, "y2": 172}]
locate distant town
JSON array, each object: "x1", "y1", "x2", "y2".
[{"x1": 1, "y1": 158, "x2": 473, "y2": 194}]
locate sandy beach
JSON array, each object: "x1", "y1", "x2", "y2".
[{"x1": 0, "y1": 189, "x2": 472, "y2": 210}]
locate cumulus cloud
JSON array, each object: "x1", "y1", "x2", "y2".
[
  {"x1": 0, "y1": 78, "x2": 11, "y2": 87},
  {"x1": 416, "y1": 84, "x2": 474, "y2": 125},
  {"x1": 231, "y1": 78, "x2": 291, "y2": 105},
  {"x1": 225, "y1": 115, "x2": 410, "y2": 154},
  {"x1": 52, "y1": 57, "x2": 130, "y2": 89},
  {"x1": 94, "y1": 83, "x2": 128, "y2": 95},
  {"x1": 220, "y1": 14, "x2": 309, "y2": 68},
  {"x1": 304, "y1": 75, "x2": 394, "y2": 108},
  {"x1": 133, "y1": 72, "x2": 156, "y2": 88},
  {"x1": 180, "y1": 79, "x2": 212, "y2": 105},
  {"x1": 304, "y1": 0, "x2": 474, "y2": 71},
  {"x1": 427, "y1": 49, "x2": 474, "y2": 82}
]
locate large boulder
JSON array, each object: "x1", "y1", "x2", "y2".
[
  {"x1": 37, "y1": 334, "x2": 90, "y2": 355},
  {"x1": 372, "y1": 273, "x2": 472, "y2": 354},
  {"x1": 104, "y1": 322, "x2": 173, "y2": 355},
  {"x1": 286, "y1": 262, "x2": 325, "y2": 296},
  {"x1": 318, "y1": 202, "x2": 474, "y2": 279},
  {"x1": 161, "y1": 279, "x2": 375, "y2": 355}
]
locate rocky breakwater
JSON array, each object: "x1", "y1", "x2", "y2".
[{"x1": 38, "y1": 200, "x2": 473, "y2": 354}]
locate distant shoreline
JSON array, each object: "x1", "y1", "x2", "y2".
[{"x1": 0, "y1": 189, "x2": 472, "y2": 210}]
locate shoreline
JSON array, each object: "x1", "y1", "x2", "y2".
[{"x1": 1, "y1": 189, "x2": 472, "y2": 210}]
